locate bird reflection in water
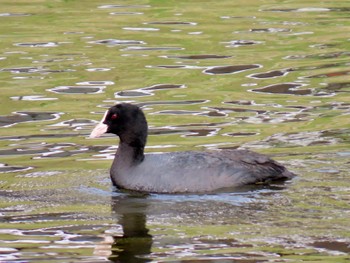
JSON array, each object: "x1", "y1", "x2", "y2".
[{"x1": 108, "y1": 195, "x2": 153, "y2": 263}]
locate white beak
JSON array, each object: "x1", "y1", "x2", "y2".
[{"x1": 89, "y1": 110, "x2": 109, "y2": 138}]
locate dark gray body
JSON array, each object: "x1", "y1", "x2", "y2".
[
  {"x1": 91, "y1": 103, "x2": 295, "y2": 194},
  {"x1": 110, "y1": 144, "x2": 294, "y2": 193}
]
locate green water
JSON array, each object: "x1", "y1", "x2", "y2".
[{"x1": 0, "y1": 0, "x2": 349, "y2": 262}]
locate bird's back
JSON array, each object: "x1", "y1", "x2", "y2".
[{"x1": 110, "y1": 149, "x2": 295, "y2": 193}]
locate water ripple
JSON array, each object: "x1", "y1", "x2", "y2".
[
  {"x1": 203, "y1": 64, "x2": 262, "y2": 75},
  {"x1": 14, "y1": 42, "x2": 59, "y2": 47},
  {"x1": 0, "y1": 112, "x2": 62, "y2": 128}
]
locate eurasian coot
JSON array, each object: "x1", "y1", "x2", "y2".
[{"x1": 90, "y1": 103, "x2": 295, "y2": 193}]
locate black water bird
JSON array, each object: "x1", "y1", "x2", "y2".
[{"x1": 90, "y1": 103, "x2": 295, "y2": 193}]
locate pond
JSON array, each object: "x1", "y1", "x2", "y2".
[{"x1": 0, "y1": 0, "x2": 349, "y2": 262}]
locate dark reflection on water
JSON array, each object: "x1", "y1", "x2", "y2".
[
  {"x1": 225, "y1": 132, "x2": 257, "y2": 137},
  {"x1": 285, "y1": 51, "x2": 350, "y2": 60},
  {"x1": 51, "y1": 118, "x2": 98, "y2": 131},
  {"x1": 263, "y1": 7, "x2": 350, "y2": 12},
  {"x1": 110, "y1": 12, "x2": 144, "y2": 15},
  {"x1": 145, "y1": 21, "x2": 197, "y2": 25},
  {"x1": 89, "y1": 39, "x2": 146, "y2": 46},
  {"x1": 323, "y1": 82, "x2": 350, "y2": 93},
  {"x1": 0, "y1": 163, "x2": 32, "y2": 173},
  {"x1": 122, "y1": 46, "x2": 184, "y2": 51},
  {"x1": 11, "y1": 95, "x2": 58, "y2": 101},
  {"x1": 49, "y1": 85, "x2": 106, "y2": 94},
  {"x1": 105, "y1": 179, "x2": 301, "y2": 262},
  {"x1": 115, "y1": 84, "x2": 185, "y2": 98},
  {"x1": 0, "y1": 142, "x2": 108, "y2": 159},
  {"x1": 147, "y1": 65, "x2": 201, "y2": 70},
  {"x1": 76, "y1": 80, "x2": 114, "y2": 85},
  {"x1": 1, "y1": 66, "x2": 73, "y2": 74},
  {"x1": 109, "y1": 196, "x2": 152, "y2": 263},
  {"x1": 307, "y1": 70, "x2": 350, "y2": 78},
  {"x1": 0, "y1": 133, "x2": 77, "y2": 141},
  {"x1": 251, "y1": 83, "x2": 312, "y2": 95},
  {"x1": 250, "y1": 28, "x2": 291, "y2": 33},
  {"x1": 0, "y1": 212, "x2": 86, "y2": 223},
  {"x1": 154, "y1": 110, "x2": 197, "y2": 115},
  {"x1": 95, "y1": 99, "x2": 208, "y2": 112},
  {"x1": 210, "y1": 106, "x2": 267, "y2": 114},
  {"x1": 248, "y1": 68, "x2": 292, "y2": 79},
  {"x1": 142, "y1": 84, "x2": 185, "y2": 90},
  {"x1": 0, "y1": 112, "x2": 61, "y2": 127},
  {"x1": 204, "y1": 64, "x2": 261, "y2": 75},
  {"x1": 116, "y1": 90, "x2": 152, "y2": 97},
  {"x1": 150, "y1": 127, "x2": 220, "y2": 137},
  {"x1": 153, "y1": 110, "x2": 226, "y2": 118},
  {"x1": 224, "y1": 100, "x2": 255, "y2": 106},
  {"x1": 223, "y1": 40, "x2": 263, "y2": 47},
  {"x1": 98, "y1": 4, "x2": 151, "y2": 9},
  {"x1": 137, "y1": 99, "x2": 208, "y2": 107},
  {"x1": 1, "y1": 67, "x2": 43, "y2": 73},
  {"x1": 108, "y1": 186, "x2": 281, "y2": 263},
  {"x1": 14, "y1": 42, "x2": 59, "y2": 47},
  {"x1": 243, "y1": 128, "x2": 349, "y2": 148},
  {"x1": 86, "y1": 67, "x2": 112, "y2": 72},
  {"x1": 309, "y1": 240, "x2": 350, "y2": 254},
  {"x1": 163, "y1": 54, "x2": 232, "y2": 60}
]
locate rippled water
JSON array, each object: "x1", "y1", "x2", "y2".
[{"x1": 0, "y1": 0, "x2": 349, "y2": 262}]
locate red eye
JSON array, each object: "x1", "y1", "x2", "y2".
[{"x1": 111, "y1": 113, "x2": 118, "y2": 120}]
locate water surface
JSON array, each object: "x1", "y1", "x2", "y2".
[{"x1": 0, "y1": 0, "x2": 349, "y2": 262}]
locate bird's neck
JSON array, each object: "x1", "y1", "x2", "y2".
[{"x1": 116, "y1": 139, "x2": 145, "y2": 166}]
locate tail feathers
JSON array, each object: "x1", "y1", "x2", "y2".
[
  {"x1": 281, "y1": 169, "x2": 297, "y2": 179},
  {"x1": 227, "y1": 150, "x2": 297, "y2": 185},
  {"x1": 260, "y1": 162, "x2": 296, "y2": 183}
]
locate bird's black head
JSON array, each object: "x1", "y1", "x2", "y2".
[{"x1": 90, "y1": 103, "x2": 148, "y2": 147}]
